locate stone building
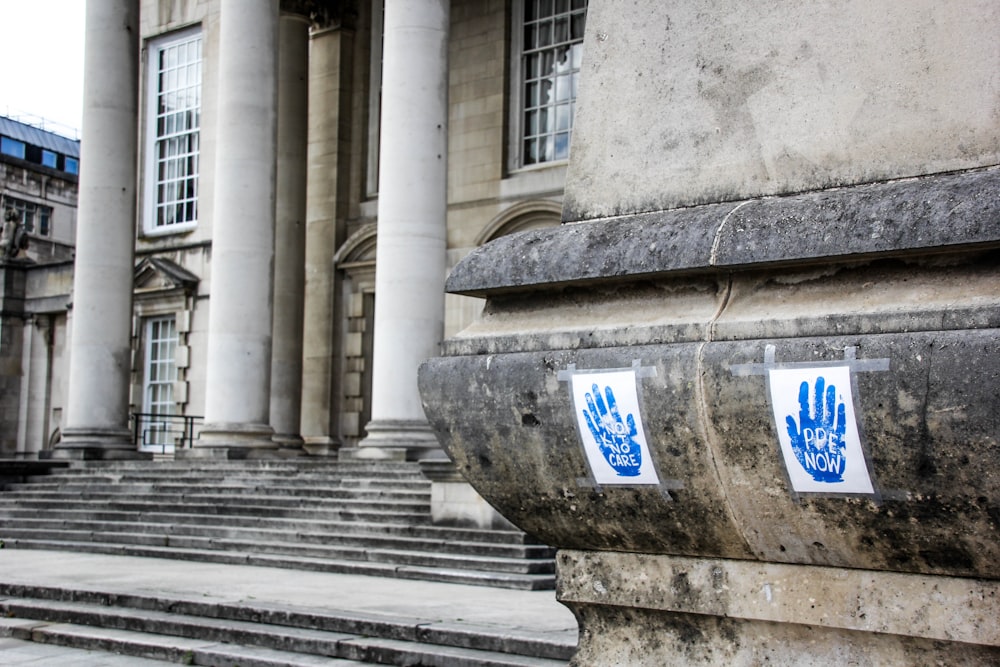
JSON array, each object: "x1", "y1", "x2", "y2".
[
  {"x1": 0, "y1": 116, "x2": 79, "y2": 458},
  {"x1": 18, "y1": 0, "x2": 585, "y2": 462}
]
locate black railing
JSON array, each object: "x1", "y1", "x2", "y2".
[{"x1": 131, "y1": 413, "x2": 204, "y2": 453}]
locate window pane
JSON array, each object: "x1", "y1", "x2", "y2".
[
  {"x1": 555, "y1": 75, "x2": 572, "y2": 102},
  {"x1": 556, "y1": 103, "x2": 571, "y2": 131},
  {"x1": 1, "y1": 137, "x2": 26, "y2": 159},
  {"x1": 537, "y1": 107, "x2": 550, "y2": 134},
  {"x1": 538, "y1": 78, "x2": 553, "y2": 105},
  {"x1": 541, "y1": 135, "x2": 554, "y2": 162},
  {"x1": 555, "y1": 132, "x2": 570, "y2": 159},
  {"x1": 41, "y1": 150, "x2": 58, "y2": 168},
  {"x1": 524, "y1": 139, "x2": 538, "y2": 165},
  {"x1": 64, "y1": 157, "x2": 78, "y2": 174},
  {"x1": 540, "y1": 51, "x2": 555, "y2": 77},
  {"x1": 554, "y1": 17, "x2": 569, "y2": 43},
  {"x1": 555, "y1": 45, "x2": 572, "y2": 73},
  {"x1": 539, "y1": 0, "x2": 553, "y2": 17},
  {"x1": 526, "y1": 110, "x2": 539, "y2": 136},
  {"x1": 537, "y1": 21, "x2": 552, "y2": 47},
  {"x1": 526, "y1": 81, "x2": 540, "y2": 108},
  {"x1": 525, "y1": 53, "x2": 539, "y2": 79}
]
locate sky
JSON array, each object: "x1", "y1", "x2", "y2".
[{"x1": 0, "y1": 0, "x2": 86, "y2": 139}]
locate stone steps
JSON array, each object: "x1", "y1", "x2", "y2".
[
  {"x1": 0, "y1": 509, "x2": 538, "y2": 544},
  {"x1": 3, "y1": 482, "x2": 433, "y2": 500},
  {"x1": 0, "y1": 518, "x2": 553, "y2": 558},
  {"x1": 0, "y1": 584, "x2": 571, "y2": 666},
  {"x1": 0, "y1": 460, "x2": 556, "y2": 590},
  {"x1": 0, "y1": 530, "x2": 554, "y2": 574},
  {"x1": 0, "y1": 493, "x2": 432, "y2": 513}
]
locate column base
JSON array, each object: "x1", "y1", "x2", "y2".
[
  {"x1": 353, "y1": 419, "x2": 444, "y2": 461},
  {"x1": 557, "y1": 550, "x2": 1000, "y2": 665},
  {"x1": 420, "y1": 459, "x2": 514, "y2": 529},
  {"x1": 272, "y1": 433, "x2": 308, "y2": 456},
  {"x1": 53, "y1": 428, "x2": 151, "y2": 461},
  {"x1": 181, "y1": 422, "x2": 279, "y2": 459},
  {"x1": 302, "y1": 436, "x2": 341, "y2": 457}
]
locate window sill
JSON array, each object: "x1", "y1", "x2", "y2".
[{"x1": 500, "y1": 162, "x2": 568, "y2": 201}]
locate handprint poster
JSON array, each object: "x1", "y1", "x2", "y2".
[
  {"x1": 768, "y1": 365, "x2": 874, "y2": 495},
  {"x1": 570, "y1": 370, "x2": 661, "y2": 485}
]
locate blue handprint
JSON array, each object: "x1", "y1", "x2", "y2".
[
  {"x1": 785, "y1": 376, "x2": 847, "y2": 483},
  {"x1": 583, "y1": 384, "x2": 642, "y2": 477}
]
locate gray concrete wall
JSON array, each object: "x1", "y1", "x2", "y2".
[{"x1": 565, "y1": 0, "x2": 1000, "y2": 220}]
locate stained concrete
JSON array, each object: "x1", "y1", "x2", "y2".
[{"x1": 564, "y1": 0, "x2": 1000, "y2": 218}]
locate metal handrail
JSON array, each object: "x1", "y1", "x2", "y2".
[{"x1": 131, "y1": 412, "x2": 204, "y2": 453}]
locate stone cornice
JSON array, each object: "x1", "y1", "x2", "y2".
[{"x1": 447, "y1": 167, "x2": 1000, "y2": 297}]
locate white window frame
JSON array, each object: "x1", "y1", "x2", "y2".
[
  {"x1": 509, "y1": 0, "x2": 587, "y2": 172},
  {"x1": 143, "y1": 27, "x2": 202, "y2": 236},
  {"x1": 141, "y1": 316, "x2": 178, "y2": 451}
]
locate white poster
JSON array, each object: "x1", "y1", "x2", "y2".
[
  {"x1": 768, "y1": 366, "x2": 874, "y2": 495},
  {"x1": 570, "y1": 370, "x2": 660, "y2": 485}
]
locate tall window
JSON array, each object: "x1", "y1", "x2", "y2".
[
  {"x1": 145, "y1": 29, "x2": 202, "y2": 233},
  {"x1": 144, "y1": 317, "x2": 178, "y2": 416},
  {"x1": 4, "y1": 196, "x2": 52, "y2": 236},
  {"x1": 141, "y1": 316, "x2": 178, "y2": 451},
  {"x1": 514, "y1": 0, "x2": 587, "y2": 168}
]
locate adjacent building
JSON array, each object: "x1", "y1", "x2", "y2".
[{"x1": 0, "y1": 116, "x2": 79, "y2": 458}]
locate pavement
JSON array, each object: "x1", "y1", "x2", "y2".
[{"x1": 0, "y1": 548, "x2": 579, "y2": 665}]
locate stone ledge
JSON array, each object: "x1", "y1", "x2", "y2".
[
  {"x1": 556, "y1": 550, "x2": 1000, "y2": 647},
  {"x1": 446, "y1": 168, "x2": 1000, "y2": 297}
]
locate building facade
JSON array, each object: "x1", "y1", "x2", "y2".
[
  {"x1": 2, "y1": 0, "x2": 586, "y2": 460},
  {"x1": 0, "y1": 116, "x2": 79, "y2": 458}
]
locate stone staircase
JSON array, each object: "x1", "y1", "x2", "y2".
[
  {"x1": 0, "y1": 460, "x2": 556, "y2": 591},
  {"x1": 0, "y1": 580, "x2": 574, "y2": 666}
]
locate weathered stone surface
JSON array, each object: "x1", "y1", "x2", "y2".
[
  {"x1": 564, "y1": 0, "x2": 1000, "y2": 219},
  {"x1": 447, "y1": 168, "x2": 1000, "y2": 297},
  {"x1": 557, "y1": 551, "x2": 1000, "y2": 649},
  {"x1": 421, "y1": 328, "x2": 1000, "y2": 580}
]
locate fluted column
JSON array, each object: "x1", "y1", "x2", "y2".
[
  {"x1": 357, "y1": 0, "x2": 449, "y2": 459},
  {"x1": 56, "y1": 0, "x2": 143, "y2": 460},
  {"x1": 270, "y1": 7, "x2": 310, "y2": 449},
  {"x1": 192, "y1": 0, "x2": 280, "y2": 456}
]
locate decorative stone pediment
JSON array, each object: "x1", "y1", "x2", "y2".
[{"x1": 133, "y1": 257, "x2": 199, "y2": 296}]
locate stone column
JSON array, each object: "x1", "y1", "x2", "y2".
[
  {"x1": 192, "y1": 0, "x2": 280, "y2": 456},
  {"x1": 357, "y1": 0, "x2": 449, "y2": 459},
  {"x1": 55, "y1": 0, "x2": 143, "y2": 460},
  {"x1": 269, "y1": 6, "x2": 310, "y2": 449}
]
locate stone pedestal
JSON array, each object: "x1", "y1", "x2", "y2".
[
  {"x1": 419, "y1": 1, "x2": 1000, "y2": 662},
  {"x1": 56, "y1": 0, "x2": 147, "y2": 461},
  {"x1": 193, "y1": 0, "x2": 279, "y2": 456},
  {"x1": 359, "y1": 0, "x2": 449, "y2": 461}
]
